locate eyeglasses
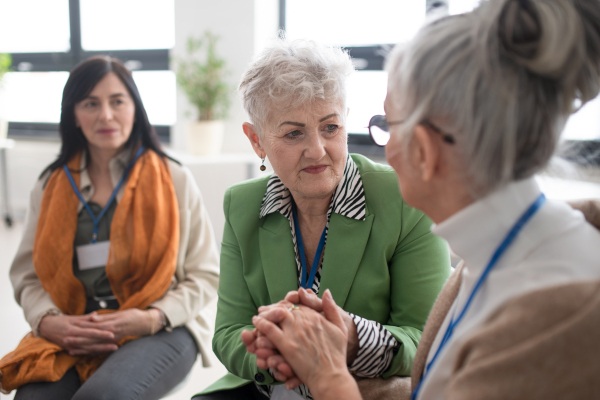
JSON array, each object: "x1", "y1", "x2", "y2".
[{"x1": 368, "y1": 115, "x2": 456, "y2": 147}]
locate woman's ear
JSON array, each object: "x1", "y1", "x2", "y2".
[
  {"x1": 412, "y1": 125, "x2": 440, "y2": 182},
  {"x1": 243, "y1": 122, "x2": 265, "y2": 158}
]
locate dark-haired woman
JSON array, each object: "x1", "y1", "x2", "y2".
[{"x1": 0, "y1": 56, "x2": 220, "y2": 400}]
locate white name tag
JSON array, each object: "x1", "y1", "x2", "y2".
[
  {"x1": 271, "y1": 385, "x2": 304, "y2": 400},
  {"x1": 76, "y1": 241, "x2": 110, "y2": 271}
]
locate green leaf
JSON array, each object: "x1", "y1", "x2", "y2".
[
  {"x1": 0, "y1": 53, "x2": 12, "y2": 87},
  {"x1": 174, "y1": 31, "x2": 230, "y2": 121}
]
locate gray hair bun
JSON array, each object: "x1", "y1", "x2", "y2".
[
  {"x1": 385, "y1": 0, "x2": 600, "y2": 197},
  {"x1": 497, "y1": 0, "x2": 600, "y2": 104}
]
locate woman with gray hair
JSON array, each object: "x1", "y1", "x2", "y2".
[
  {"x1": 250, "y1": 0, "x2": 600, "y2": 399},
  {"x1": 193, "y1": 39, "x2": 451, "y2": 400}
]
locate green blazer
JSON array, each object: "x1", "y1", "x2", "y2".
[{"x1": 201, "y1": 154, "x2": 450, "y2": 394}]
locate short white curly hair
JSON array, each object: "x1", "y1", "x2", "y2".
[{"x1": 239, "y1": 38, "x2": 355, "y2": 132}]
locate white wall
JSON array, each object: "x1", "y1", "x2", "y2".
[
  {"x1": 0, "y1": 140, "x2": 60, "y2": 221},
  {"x1": 170, "y1": 0, "x2": 279, "y2": 154}
]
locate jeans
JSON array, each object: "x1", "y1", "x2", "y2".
[{"x1": 14, "y1": 326, "x2": 197, "y2": 400}]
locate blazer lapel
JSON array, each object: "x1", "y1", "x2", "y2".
[
  {"x1": 318, "y1": 213, "x2": 375, "y2": 307},
  {"x1": 259, "y1": 213, "x2": 299, "y2": 303},
  {"x1": 411, "y1": 262, "x2": 464, "y2": 390}
]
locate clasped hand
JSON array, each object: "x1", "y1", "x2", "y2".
[
  {"x1": 242, "y1": 288, "x2": 358, "y2": 391},
  {"x1": 38, "y1": 308, "x2": 161, "y2": 356}
]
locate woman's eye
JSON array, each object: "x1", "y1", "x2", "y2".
[
  {"x1": 113, "y1": 99, "x2": 124, "y2": 106},
  {"x1": 83, "y1": 101, "x2": 97, "y2": 108},
  {"x1": 286, "y1": 130, "x2": 302, "y2": 138},
  {"x1": 325, "y1": 124, "x2": 339, "y2": 132}
]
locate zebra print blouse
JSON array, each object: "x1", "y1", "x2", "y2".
[{"x1": 257, "y1": 155, "x2": 399, "y2": 399}]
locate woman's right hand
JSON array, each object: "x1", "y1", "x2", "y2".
[
  {"x1": 250, "y1": 288, "x2": 357, "y2": 388},
  {"x1": 38, "y1": 313, "x2": 118, "y2": 356},
  {"x1": 253, "y1": 289, "x2": 360, "y2": 399},
  {"x1": 243, "y1": 291, "x2": 304, "y2": 386}
]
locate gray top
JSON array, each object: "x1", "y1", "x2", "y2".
[{"x1": 72, "y1": 200, "x2": 117, "y2": 298}]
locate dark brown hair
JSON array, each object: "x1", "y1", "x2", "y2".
[{"x1": 41, "y1": 55, "x2": 170, "y2": 178}]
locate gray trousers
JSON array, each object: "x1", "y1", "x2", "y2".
[{"x1": 14, "y1": 326, "x2": 197, "y2": 400}]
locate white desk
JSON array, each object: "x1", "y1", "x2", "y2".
[{"x1": 0, "y1": 138, "x2": 15, "y2": 227}]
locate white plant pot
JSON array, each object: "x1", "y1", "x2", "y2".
[
  {"x1": 0, "y1": 118, "x2": 7, "y2": 142},
  {"x1": 186, "y1": 120, "x2": 225, "y2": 156}
]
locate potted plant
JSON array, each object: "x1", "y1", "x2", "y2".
[
  {"x1": 0, "y1": 53, "x2": 11, "y2": 142},
  {"x1": 175, "y1": 32, "x2": 230, "y2": 156}
]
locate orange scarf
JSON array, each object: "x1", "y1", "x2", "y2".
[{"x1": 0, "y1": 149, "x2": 179, "y2": 392}]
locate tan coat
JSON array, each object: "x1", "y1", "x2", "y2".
[
  {"x1": 370, "y1": 200, "x2": 600, "y2": 400},
  {"x1": 9, "y1": 153, "x2": 220, "y2": 366},
  {"x1": 410, "y1": 267, "x2": 600, "y2": 400},
  {"x1": 408, "y1": 200, "x2": 600, "y2": 399}
]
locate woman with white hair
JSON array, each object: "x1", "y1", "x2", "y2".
[
  {"x1": 250, "y1": 0, "x2": 600, "y2": 399},
  {"x1": 193, "y1": 40, "x2": 451, "y2": 399}
]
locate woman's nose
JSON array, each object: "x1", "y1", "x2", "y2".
[
  {"x1": 99, "y1": 103, "x2": 113, "y2": 121},
  {"x1": 304, "y1": 132, "x2": 327, "y2": 160}
]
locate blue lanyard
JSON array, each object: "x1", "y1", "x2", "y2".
[
  {"x1": 412, "y1": 193, "x2": 546, "y2": 400},
  {"x1": 63, "y1": 146, "x2": 145, "y2": 243},
  {"x1": 292, "y1": 204, "x2": 327, "y2": 290}
]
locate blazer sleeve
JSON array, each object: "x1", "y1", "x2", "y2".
[
  {"x1": 10, "y1": 178, "x2": 63, "y2": 335},
  {"x1": 382, "y1": 200, "x2": 451, "y2": 378},
  {"x1": 150, "y1": 166, "x2": 220, "y2": 328},
  {"x1": 212, "y1": 187, "x2": 273, "y2": 383}
]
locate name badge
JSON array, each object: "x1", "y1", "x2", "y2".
[
  {"x1": 76, "y1": 241, "x2": 110, "y2": 271},
  {"x1": 271, "y1": 386, "x2": 304, "y2": 400}
]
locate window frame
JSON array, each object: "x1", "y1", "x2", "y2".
[{"x1": 4, "y1": 0, "x2": 171, "y2": 142}]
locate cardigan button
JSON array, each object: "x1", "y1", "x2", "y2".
[{"x1": 255, "y1": 372, "x2": 265, "y2": 383}]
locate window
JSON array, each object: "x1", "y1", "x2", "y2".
[
  {"x1": 448, "y1": 0, "x2": 480, "y2": 15},
  {"x1": 345, "y1": 71, "x2": 387, "y2": 135},
  {"x1": 0, "y1": 72, "x2": 68, "y2": 123},
  {"x1": 285, "y1": 0, "x2": 425, "y2": 47},
  {"x1": 0, "y1": 70, "x2": 176, "y2": 127},
  {"x1": 0, "y1": 0, "x2": 70, "y2": 53},
  {"x1": 563, "y1": 97, "x2": 600, "y2": 141},
  {"x1": 283, "y1": 0, "x2": 427, "y2": 154},
  {"x1": 446, "y1": 0, "x2": 600, "y2": 143},
  {"x1": 132, "y1": 71, "x2": 177, "y2": 126},
  {"x1": 282, "y1": 0, "x2": 600, "y2": 160},
  {"x1": 0, "y1": 0, "x2": 174, "y2": 141},
  {"x1": 80, "y1": 0, "x2": 175, "y2": 51}
]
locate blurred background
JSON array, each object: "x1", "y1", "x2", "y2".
[{"x1": 0, "y1": 0, "x2": 599, "y2": 399}]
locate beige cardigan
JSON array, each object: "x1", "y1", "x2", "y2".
[
  {"x1": 370, "y1": 201, "x2": 600, "y2": 400},
  {"x1": 9, "y1": 152, "x2": 220, "y2": 367},
  {"x1": 409, "y1": 199, "x2": 600, "y2": 399},
  {"x1": 410, "y1": 265, "x2": 600, "y2": 399}
]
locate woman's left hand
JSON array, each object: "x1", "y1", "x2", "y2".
[
  {"x1": 242, "y1": 291, "x2": 303, "y2": 385},
  {"x1": 253, "y1": 289, "x2": 360, "y2": 399},
  {"x1": 255, "y1": 288, "x2": 359, "y2": 365},
  {"x1": 85, "y1": 309, "x2": 158, "y2": 342}
]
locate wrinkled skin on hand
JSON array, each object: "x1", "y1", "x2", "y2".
[
  {"x1": 242, "y1": 288, "x2": 358, "y2": 388},
  {"x1": 251, "y1": 289, "x2": 360, "y2": 399}
]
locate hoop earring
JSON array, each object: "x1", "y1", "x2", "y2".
[{"x1": 260, "y1": 157, "x2": 266, "y2": 171}]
